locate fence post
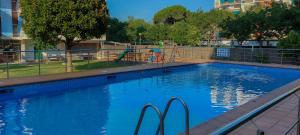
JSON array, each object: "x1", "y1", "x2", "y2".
[
  {"x1": 65, "y1": 50, "x2": 67, "y2": 73},
  {"x1": 38, "y1": 50, "x2": 41, "y2": 75},
  {"x1": 191, "y1": 47, "x2": 194, "y2": 58},
  {"x1": 261, "y1": 48, "x2": 264, "y2": 64},
  {"x1": 72, "y1": 50, "x2": 74, "y2": 72},
  {"x1": 107, "y1": 50, "x2": 110, "y2": 63},
  {"x1": 213, "y1": 47, "x2": 217, "y2": 60},
  {"x1": 280, "y1": 49, "x2": 284, "y2": 65},
  {"x1": 6, "y1": 53, "x2": 9, "y2": 79},
  {"x1": 251, "y1": 48, "x2": 253, "y2": 62},
  {"x1": 243, "y1": 48, "x2": 246, "y2": 62},
  {"x1": 134, "y1": 46, "x2": 137, "y2": 63},
  {"x1": 87, "y1": 50, "x2": 90, "y2": 69},
  {"x1": 19, "y1": 50, "x2": 22, "y2": 63}
]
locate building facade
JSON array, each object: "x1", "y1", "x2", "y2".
[
  {"x1": 214, "y1": 0, "x2": 295, "y2": 14},
  {"x1": 0, "y1": 0, "x2": 32, "y2": 63},
  {"x1": 0, "y1": 0, "x2": 29, "y2": 51}
]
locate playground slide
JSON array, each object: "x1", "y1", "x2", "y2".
[{"x1": 115, "y1": 48, "x2": 130, "y2": 62}]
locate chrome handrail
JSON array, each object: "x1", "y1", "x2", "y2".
[
  {"x1": 155, "y1": 97, "x2": 190, "y2": 135},
  {"x1": 284, "y1": 93, "x2": 300, "y2": 135},
  {"x1": 134, "y1": 104, "x2": 164, "y2": 135}
]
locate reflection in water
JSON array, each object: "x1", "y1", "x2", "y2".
[
  {"x1": 209, "y1": 67, "x2": 269, "y2": 109},
  {"x1": 0, "y1": 86, "x2": 110, "y2": 135}
]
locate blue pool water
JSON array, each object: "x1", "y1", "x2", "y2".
[{"x1": 1, "y1": 63, "x2": 300, "y2": 135}]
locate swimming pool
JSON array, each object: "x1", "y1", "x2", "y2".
[{"x1": 0, "y1": 63, "x2": 300, "y2": 135}]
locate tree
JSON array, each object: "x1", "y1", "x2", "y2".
[
  {"x1": 278, "y1": 31, "x2": 300, "y2": 49},
  {"x1": 290, "y1": 6, "x2": 300, "y2": 33},
  {"x1": 220, "y1": 14, "x2": 252, "y2": 46},
  {"x1": 126, "y1": 17, "x2": 150, "y2": 43},
  {"x1": 243, "y1": 11, "x2": 268, "y2": 46},
  {"x1": 170, "y1": 22, "x2": 189, "y2": 45},
  {"x1": 185, "y1": 24, "x2": 201, "y2": 46},
  {"x1": 188, "y1": 10, "x2": 234, "y2": 46},
  {"x1": 153, "y1": 5, "x2": 189, "y2": 25},
  {"x1": 145, "y1": 24, "x2": 170, "y2": 44},
  {"x1": 277, "y1": 31, "x2": 300, "y2": 60},
  {"x1": 220, "y1": 3, "x2": 300, "y2": 46},
  {"x1": 264, "y1": 3, "x2": 293, "y2": 39},
  {"x1": 21, "y1": 0, "x2": 109, "y2": 72},
  {"x1": 107, "y1": 18, "x2": 129, "y2": 42}
]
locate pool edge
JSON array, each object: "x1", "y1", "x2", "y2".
[
  {"x1": 0, "y1": 61, "x2": 212, "y2": 88},
  {"x1": 185, "y1": 74, "x2": 300, "y2": 135}
]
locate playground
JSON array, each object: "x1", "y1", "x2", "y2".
[{"x1": 0, "y1": 42, "x2": 180, "y2": 79}]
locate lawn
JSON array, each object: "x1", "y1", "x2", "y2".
[{"x1": 0, "y1": 60, "x2": 133, "y2": 79}]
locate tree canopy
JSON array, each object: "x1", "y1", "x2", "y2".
[
  {"x1": 278, "y1": 31, "x2": 300, "y2": 49},
  {"x1": 126, "y1": 17, "x2": 150, "y2": 42},
  {"x1": 153, "y1": 5, "x2": 189, "y2": 25},
  {"x1": 145, "y1": 24, "x2": 170, "y2": 44},
  {"x1": 107, "y1": 18, "x2": 129, "y2": 42},
  {"x1": 21, "y1": 0, "x2": 109, "y2": 72},
  {"x1": 220, "y1": 3, "x2": 300, "y2": 46},
  {"x1": 21, "y1": 0, "x2": 109, "y2": 48},
  {"x1": 220, "y1": 15, "x2": 252, "y2": 45},
  {"x1": 188, "y1": 10, "x2": 234, "y2": 45},
  {"x1": 106, "y1": 3, "x2": 300, "y2": 47}
]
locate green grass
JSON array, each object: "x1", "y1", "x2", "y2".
[{"x1": 0, "y1": 60, "x2": 133, "y2": 79}]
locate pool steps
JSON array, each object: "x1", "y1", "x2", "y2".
[{"x1": 134, "y1": 97, "x2": 190, "y2": 135}]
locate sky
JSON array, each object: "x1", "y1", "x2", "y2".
[{"x1": 107, "y1": 0, "x2": 214, "y2": 22}]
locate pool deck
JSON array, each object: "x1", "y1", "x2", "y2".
[{"x1": 1, "y1": 60, "x2": 300, "y2": 135}]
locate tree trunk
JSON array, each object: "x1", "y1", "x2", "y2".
[
  {"x1": 238, "y1": 41, "x2": 243, "y2": 46},
  {"x1": 65, "y1": 40, "x2": 73, "y2": 72}
]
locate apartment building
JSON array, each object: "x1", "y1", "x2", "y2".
[{"x1": 214, "y1": 0, "x2": 295, "y2": 14}]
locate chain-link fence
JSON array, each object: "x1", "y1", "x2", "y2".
[{"x1": 177, "y1": 47, "x2": 300, "y2": 65}]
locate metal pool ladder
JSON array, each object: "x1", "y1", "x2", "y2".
[{"x1": 134, "y1": 97, "x2": 190, "y2": 135}]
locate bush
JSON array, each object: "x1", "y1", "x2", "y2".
[{"x1": 278, "y1": 31, "x2": 300, "y2": 49}]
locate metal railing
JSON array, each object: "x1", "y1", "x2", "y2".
[
  {"x1": 134, "y1": 104, "x2": 164, "y2": 135},
  {"x1": 155, "y1": 97, "x2": 189, "y2": 135},
  {"x1": 1, "y1": 47, "x2": 299, "y2": 80},
  {"x1": 284, "y1": 92, "x2": 300, "y2": 135},
  {"x1": 135, "y1": 97, "x2": 189, "y2": 135},
  {"x1": 177, "y1": 47, "x2": 300, "y2": 65},
  {"x1": 0, "y1": 47, "x2": 176, "y2": 79}
]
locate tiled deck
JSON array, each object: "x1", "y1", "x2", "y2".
[{"x1": 229, "y1": 91, "x2": 300, "y2": 135}]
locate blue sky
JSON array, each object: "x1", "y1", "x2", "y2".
[{"x1": 107, "y1": 0, "x2": 214, "y2": 22}]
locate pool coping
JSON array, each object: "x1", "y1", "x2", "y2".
[
  {"x1": 181, "y1": 61, "x2": 300, "y2": 135},
  {"x1": 0, "y1": 61, "x2": 212, "y2": 88},
  {"x1": 214, "y1": 60, "x2": 300, "y2": 70}
]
